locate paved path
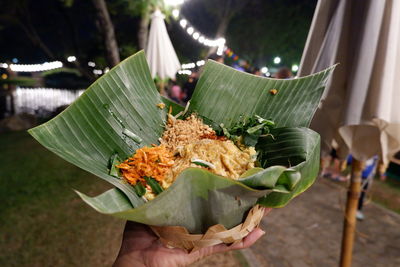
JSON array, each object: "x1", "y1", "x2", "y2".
[
  {"x1": 194, "y1": 178, "x2": 400, "y2": 267},
  {"x1": 247, "y1": 178, "x2": 400, "y2": 267}
]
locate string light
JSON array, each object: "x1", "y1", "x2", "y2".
[
  {"x1": 0, "y1": 7, "x2": 238, "y2": 76},
  {"x1": 178, "y1": 59, "x2": 205, "y2": 72},
  {"x1": 181, "y1": 62, "x2": 196, "y2": 69},
  {"x1": 93, "y1": 69, "x2": 103, "y2": 75},
  {"x1": 1, "y1": 61, "x2": 64, "y2": 72},
  {"x1": 192, "y1": 32, "x2": 200, "y2": 40},
  {"x1": 0, "y1": 6, "x2": 239, "y2": 76},
  {"x1": 273, "y1": 57, "x2": 281, "y2": 64},
  {"x1": 177, "y1": 14, "x2": 226, "y2": 54},
  {"x1": 0, "y1": 57, "x2": 107, "y2": 73},
  {"x1": 178, "y1": 70, "x2": 192, "y2": 75},
  {"x1": 291, "y1": 64, "x2": 299, "y2": 72},
  {"x1": 179, "y1": 19, "x2": 187, "y2": 28},
  {"x1": 67, "y1": 56, "x2": 76, "y2": 62},
  {"x1": 261, "y1": 67, "x2": 268, "y2": 73},
  {"x1": 186, "y1": 27, "x2": 194, "y2": 35},
  {"x1": 172, "y1": 9, "x2": 180, "y2": 18},
  {"x1": 173, "y1": 6, "x2": 252, "y2": 75},
  {"x1": 196, "y1": 60, "x2": 205, "y2": 66}
]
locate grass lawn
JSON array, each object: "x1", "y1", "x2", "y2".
[{"x1": 0, "y1": 131, "x2": 124, "y2": 266}]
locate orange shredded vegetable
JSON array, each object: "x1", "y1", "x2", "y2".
[{"x1": 116, "y1": 145, "x2": 174, "y2": 185}]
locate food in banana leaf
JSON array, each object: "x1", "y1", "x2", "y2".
[
  {"x1": 28, "y1": 51, "x2": 336, "y2": 234},
  {"x1": 115, "y1": 113, "x2": 270, "y2": 202}
]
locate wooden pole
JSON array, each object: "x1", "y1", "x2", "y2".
[{"x1": 340, "y1": 159, "x2": 365, "y2": 267}]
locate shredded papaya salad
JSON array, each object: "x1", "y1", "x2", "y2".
[{"x1": 112, "y1": 112, "x2": 275, "y2": 201}]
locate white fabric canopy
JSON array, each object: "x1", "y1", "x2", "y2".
[
  {"x1": 299, "y1": 0, "x2": 400, "y2": 164},
  {"x1": 146, "y1": 10, "x2": 181, "y2": 79}
]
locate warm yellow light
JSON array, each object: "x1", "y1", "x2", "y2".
[{"x1": 1, "y1": 73, "x2": 7, "y2": 79}]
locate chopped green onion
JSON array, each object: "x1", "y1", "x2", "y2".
[
  {"x1": 220, "y1": 123, "x2": 231, "y2": 139},
  {"x1": 183, "y1": 100, "x2": 191, "y2": 116},
  {"x1": 122, "y1": 128, "x2": 142, "y2": 144},
  {"x1": 134, "y1": 183, "x2": 146, "y2": 197},
  {"x1": 144, "y1": 177, "x2": 163, "y2": 195},
  {"x1": 246, "y1": 124, "x2": 265, "y2": 134},
  {"x1": 191, "y1": 158, "x2": 216, "y2": 169},
  {"x1": 109, "y1": 153, "x2": 121, "y2": 177},
  {"x1": 255, "y1": 115, "x2": 275, "y2": 126}
]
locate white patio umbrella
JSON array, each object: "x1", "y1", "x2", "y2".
[
  {"x1": 146, "y1": 9, "x2": 181, "y2": 80},
  {"x1": 299, "y1": 0, "x2": 400, "y2": 266},
  {"x1": 300, "y1": 0, "x2": 400, "y2": 164}
]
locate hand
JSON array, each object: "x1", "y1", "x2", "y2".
[{"x1": 113, "y1": 208, "x2": 272, "y2": 267}]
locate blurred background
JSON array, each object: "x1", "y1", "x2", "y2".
[{"x1": 0, "y1": 0, "x2": 399, "y2": 266}]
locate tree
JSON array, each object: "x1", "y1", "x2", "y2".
[
  {"x1": 91, "y1": 0, "x2": 120, "y2": 66},
  {"x1": 0, "y1": 0, "x2": 127, "y2": 79},
  {"x1": 203, "y1": 0, "x2": 250, "y2": 55},
  {"x1": 0, "y1": 0, "x2": 96, "y2": 80}
]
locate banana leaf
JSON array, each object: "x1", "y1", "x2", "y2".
[{"x1": 28, "y1": 51, "x2": 335, "y2": 233}]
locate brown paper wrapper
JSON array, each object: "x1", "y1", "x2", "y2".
[{"x1": 150, "y1": 205, "x2": 265, "y2": 253}]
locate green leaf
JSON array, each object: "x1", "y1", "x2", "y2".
[
  {"x1": 29, "y1": 51, "x2": 162, "y2": 207},
  {"x1": 239, "y1": 165, "x2": 289, "y2": 189},
  {"x1": 246, "y1": 124, "x2": 265, "y2": 134},
  {"x1": 243, "y1": 133, "x2": 259, "y2": 147},
  {"x1": 161, "y1": 96, "x2": 184, "y2": 115},
  {"x1": 256, "y1": 127, "x2": 321, "y2": 207},
  {"x1": 189, "y1": 61, "x2": 336, "y2": 128},
  {"x1": 28, "y1": 51, "x2": 335, "y2": 233},
  {"x1": 77, "y1": 168, "x2": 273, "y2": 233},
  {"x1": 109, "y1": 153, "x2": 121, "y2": 177},
  {"x1": 133, "y1": 183, "x2": 146, "y2": 197},
  {"x1": 144, "y1": 177, "x2": 163, "y2": 195}
]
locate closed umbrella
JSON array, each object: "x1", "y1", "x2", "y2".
[
  {"x1": 146, "y1": 9, "x2": 181, "y2": 81},
  {"x1": 300, "y1": 0, "x2": 400, "y2": 163},
  {"x1": 299, "y1": 0, "x2": 400, "y2": 266}
]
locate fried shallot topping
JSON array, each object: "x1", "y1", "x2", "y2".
[{"x1": 160, "y1": 114, "x2": 217, "y2": 151}]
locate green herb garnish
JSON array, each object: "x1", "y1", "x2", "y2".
[
  {"x1": 144, "y1": 176, "x2": 163, "y2": 195},
  {"x1": 226, "y1": 115, "x2": 275, "y2": 147},
  {"x1": 133, "y1": 183, "x2": 146, "y2": 197},
  {"x1": 191, "y1": 159, "x2": 216, "y2": 169},
  {"x1": 109, "y1": 153, "x2": 121, "y2": 177}
]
